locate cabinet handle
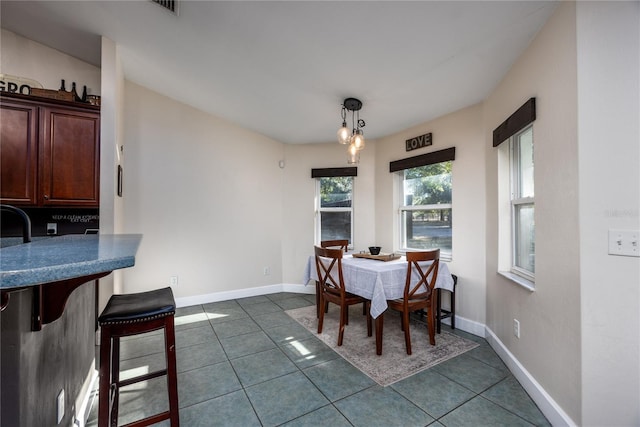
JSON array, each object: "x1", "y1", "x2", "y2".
[{"x1": 44, "y1": 195, "x2": 49, "y2": 200}]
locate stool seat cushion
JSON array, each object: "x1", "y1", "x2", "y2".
[{"x1": 99, "y1": 287, "x2": 176, "y2": 324}]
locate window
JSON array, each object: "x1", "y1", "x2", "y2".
[
  {"x1": 510, "y1": 125, "x2": 535, "y2": 278},
  {"x1": 398, "y1": 161, "x2": 452, "y2": 258},
  {"x1": 316, "y1": 176, "x2": 354, "y2": 246},
  {"x1": 494, "y1": 98, "x2": 536, "y2": 288}
]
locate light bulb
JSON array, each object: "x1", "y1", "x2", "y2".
[
  {"x1": 337, "y1": 125, "x2": 350, "y2": 144},
  {"x1": 347, "y1": 142, "x2": 360, "y2": 164},
  {"x1": 352, "y1": 131, "x2": 365, "y2": 150}
]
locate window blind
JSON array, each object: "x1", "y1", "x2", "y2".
[
  {"x1": 389, "y1": 147, "x2": 455, "y2": 173},
  {"x1": 311, "y1": 167, "x2": 358, "y2": 178},
  {"x1": 493, "y1": 97, "x2": 536, "y2": 147}
]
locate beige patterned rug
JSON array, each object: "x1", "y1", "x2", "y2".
[{"x1": 286, "y1": 304, "x2": 478, "y2": 387}]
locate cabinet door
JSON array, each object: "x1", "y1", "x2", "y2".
[
  {"x1": 0, "y1": 100, "x2": 38, "y2": 205},
  {"x1": 40, "y1": 107, "x2": 100, "y2": 207}
]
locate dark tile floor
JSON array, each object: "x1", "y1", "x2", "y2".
[{"x1": 86, "y1": 292, "x2": 550, "y2": 426}]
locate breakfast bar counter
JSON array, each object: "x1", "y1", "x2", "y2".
[
  {"x1": 0, "y1": 234, "x2": 142, "y2": 288},
  {"x1": 0, "y1": 234, "x2": 142, "y2": 330}
]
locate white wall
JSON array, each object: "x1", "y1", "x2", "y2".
[
  {"x1": 0, "y1": 29, "x2": 100, "y2": 95},
  {"x1": 577, "y1": 2, "x2": 640, "y2": 425},
  {"x1": 374, "y1": 104, "x2": 487, "y2": 332},
  {"x1": 484, "y1": 2, "x2": 582, "y2": 422},
  {"x1": 99, "y1": 36, "x2": 126, "y2": 302},
  {"x1": 121, "y1": 81, "x2": 286, "y2": 298}
]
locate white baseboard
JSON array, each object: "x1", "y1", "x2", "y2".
[
  {"x1": 74, "y1": 363, "x2": 98, "y2": 427},
  {"x1": 174, "y1": 283, "x2": 314, "y2": 307},
  {"x1": 485, "y1": 327, "x2": 577, "y2": 427},
  {"x1": 444, "y1": 314, "x2": 486, "y2": 338}
]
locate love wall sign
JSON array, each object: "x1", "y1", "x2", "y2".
[{"x1": 405, "y1": 132, "x2": 432, "y2": 152}]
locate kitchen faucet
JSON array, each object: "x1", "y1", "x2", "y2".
[{"x1": 1, "y1": 204, "x2": 32, "y2": 243}]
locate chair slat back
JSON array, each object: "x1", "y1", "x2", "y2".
[
  {"x1": 314, "y1": 245, "x2": 346, "y2": 296},
  {"x1": 404, "y1": 250, "x2": 440, "y2": 300},
  {"x1": 320, "y1": 239, "x2": 349, "y2": 252}
]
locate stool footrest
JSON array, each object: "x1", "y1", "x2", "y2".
[
  {"x1": 439, "y1": 309, "x2": 453, "y2": 319},
  {"x1": 118, "y1": 369, "x2": 168, "y2": 388},
  {"x1": 121, "y1": 411, "x2": 171, "y2": 427}
]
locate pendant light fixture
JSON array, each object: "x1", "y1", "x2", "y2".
[{"x1": 337, "y1": 98, "x2": 366, "y2": 163}]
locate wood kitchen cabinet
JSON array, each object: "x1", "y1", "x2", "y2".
[{"x1": 0, "y1": 93, "x2": 100, "y2": 207}]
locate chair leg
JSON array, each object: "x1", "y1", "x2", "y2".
[
  {"x1": 98, "y1": 328, "x2": 111, "y2": 427},
  {"x1": 403, "y1": 310, "x2": 412, "y2": 355},
  {"x1": 451, "y1": 287, "x2": 456, "y2": 330},
  {"x1": 164, "y1": 317, "x2": 180, "y2": 426},
  {"x1": 427, "y1": 304, "x2": 436, "y2": 346},
  {"x1": 317, "y1": 294, "x2": 326, "y2": 334},
  {"x1": 315, "y1": 281, "x2": 320, "y2": 318},
  {"x1": 365, "y1": 302, "x2": 372, "y2": 337},
  {"x1": 375, "y1": 314, "x2": 384, "y2": 355},
  {"x1": 436, "y1": 288, "x2": 442, "y2": 334},
  {"x1": 337, "y1": 304, "x2": 346, "y2": 346},
  {"x1": 110, "y1": 338, "x2": 120, "y2": 426}
]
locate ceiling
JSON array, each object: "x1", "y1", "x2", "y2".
[{"x1": 1, "y1": 1, "x2": 557, "y2": 144}]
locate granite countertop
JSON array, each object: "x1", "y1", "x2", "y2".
[{"x1": 0, "y1": 234, "x2": 142, "y2": 288}]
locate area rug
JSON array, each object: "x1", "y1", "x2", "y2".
[{"x1": 285, "y1": 305, "x2": 478, "y2": 386}]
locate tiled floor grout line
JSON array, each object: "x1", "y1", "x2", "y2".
[{"x1": 233, "y1": 296, "x2": 384, "y2": 426}]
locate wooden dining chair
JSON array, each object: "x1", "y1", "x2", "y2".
[
  {"x1": 314, "y1": 245, "x2": 372, "y2": 346},
  {"x1": 388, "y1": 249, "x2": 440, "y2": 355},
  {"x1": 316, "y1": 240, "x2": 350, "y2": 318},
  {"x1": 320, "y1": 239, "x2": 349, "y2": 251}
]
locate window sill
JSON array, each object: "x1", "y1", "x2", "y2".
[{"x1": 498, "y1": 271, "x2": 535, "y2": 292}]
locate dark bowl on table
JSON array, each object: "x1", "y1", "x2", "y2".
[{"x1": 368, "y1": 246, "x2": 381, "y2": 255}]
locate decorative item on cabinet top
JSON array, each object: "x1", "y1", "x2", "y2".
[
  {"x1": 0, "y1": 73, "x2": 43, "y2": 95},
  {"x1": 29, "y1": 88, "x2": 74, "y2": 102},
  {"x1": 22, "y1": 79, "x2": 101, "y2": 105}
]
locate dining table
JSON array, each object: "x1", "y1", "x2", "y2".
[{"x1": 302, "y1": 252, "x2": 455, "y2": 355}]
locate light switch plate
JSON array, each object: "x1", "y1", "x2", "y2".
[{"x1": 608, "y1": 229, "x2": 639, "y2": 257}]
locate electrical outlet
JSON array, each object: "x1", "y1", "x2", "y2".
[
  {"x1": 263, "y1": 267, "x2": 271, "y2": 276},
  {"x1": 47, "y1": 223, "x2": 58, "y2": 235},
  {"x1": 170, "y1": 276, "x2": 178, "y2": 286},
  {"x1": 514, "y1": 319, "x2": 520, "y2": 339},
  {"x1": 57, "y1": 389, "x2": 65, "y2": 424}
]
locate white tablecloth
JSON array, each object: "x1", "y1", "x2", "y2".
[{"x1": 303, "y1": 254, "x2": 454, "y2": 319}]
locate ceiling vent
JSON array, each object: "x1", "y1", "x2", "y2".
[{"x1": 151, "y1": 0, "x2": 179, "y2": 16}]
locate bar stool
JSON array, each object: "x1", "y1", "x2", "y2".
[
  {"x1": 98, "y1": 287, "x2": 180, "y2": 427},
  {"x1": 436, "y1": 274, "x2": 458, "y2": 333}
]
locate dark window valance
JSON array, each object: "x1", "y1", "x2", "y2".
[
  {"x1": 389, "y1": 147, "x2": 455, "y2": 173},
  {"x1": 493, "y1": 97, "x2": 536, "y2": 147},
  {"x1": 311, "y1": 167, "x2": 357, "y2": 178}
]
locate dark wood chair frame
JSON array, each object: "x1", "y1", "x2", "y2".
[
  {"x1": 315, "y1": 240, "x2": 349, "y2": 318},
  {"x1": 98, "y1": 313, "x2": 179, "y2": 427},
  {"x1": 314, "y1": 245, "x2": 372, "y2": 346},
  {"x1": 388, "y1": 249, "x2": 440, "y2": 355}
]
